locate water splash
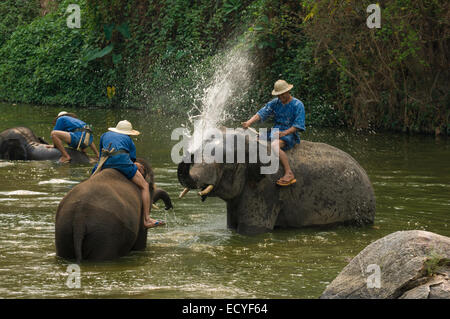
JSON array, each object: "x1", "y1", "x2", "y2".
[
  {"x1": 186, "y1": 47, "x2": 253, "y2": 153},
  {"x1": 120, "y1": 39, "x2": 254, "y2": 152}
]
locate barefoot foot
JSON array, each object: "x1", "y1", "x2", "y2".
[
  {"x1": 144, "y1": 218, "x2": 166, "y2": 229},
  {"x1": 58, "y1": 156, "x2": 71, "y2": 163}
]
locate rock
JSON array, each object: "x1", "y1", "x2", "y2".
[{"x1": 320, "y1": 230, "x2": 450, "y2": 299}]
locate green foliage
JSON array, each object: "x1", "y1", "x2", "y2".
[
  {"x1": 83, "y1": 44, "x2": 114, "y2": 63},
  {"x1": 0, "y1": 0, "x2": 109, "y2": 106},
  {"x1": 0, "y1": 0, "x2": 447, "y2": 134},
  {"x1": 304, "y1": 0, "x2": 449, "y2": 134},
  {"x1": 0, "y1": 0, "x2": 40, "y2": 47},
  {"x1": 424, "y1": 252, "x2": 450, "y2": 277},
  {"x1": 82, "y1": 22, "x2": 131, "y2": 65}
]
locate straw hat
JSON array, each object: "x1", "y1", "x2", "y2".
[
  {"x1": 58, "y1": 111, "x2": 68, "y2": 117},
  {"x1": 108, "y1": 120, "x2": 140, "y2": 136},
  {"x1": 271, "y1": 80, "x2": 293, "y2": 96}
]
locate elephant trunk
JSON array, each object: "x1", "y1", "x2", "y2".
[
  {"x1": 177, "y1": 154, "x2": 197, "y2": 189},
  {"x1": 152, "y1": 188, "x2": 173, "y2": 210}
]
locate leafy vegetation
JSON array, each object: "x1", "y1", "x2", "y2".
[
  {"x1": 0, "y1": 0, "x2": 110, "y2": 106},
  {"x1": 0, "y1": 0, "x2": 40, "y2": 47},
  {"x1": 303, "y1": 0, "x2": 449, "y2": 134},
  {"x1": 0, "y1": 0, "x2": 447, "y2": 134},
  {"x1": 424, "y1": 252, "x2": 450, "y2": 276}
]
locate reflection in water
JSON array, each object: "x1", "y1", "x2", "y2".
[{"x1": 0, "y1": 103, "x2": 449, "y2": 298}]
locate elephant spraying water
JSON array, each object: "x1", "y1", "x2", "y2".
[{"x1": 178, "y1": 129, "x2": 375, "y2": 235}]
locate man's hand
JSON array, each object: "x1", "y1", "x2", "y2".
[
  {"x1": 241, "y1": 121, "x2": 251, "y2": 129},
  {"x1": 135, "y1": 162, "x2": 145, "y2": 176},
  {"x1": 242, "y1": 114, "x2": 261, "y2": 129},
  {"x1": 272, "y1": 130, "x2": 287, "y2": 139}
]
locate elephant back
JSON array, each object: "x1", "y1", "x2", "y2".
[
  {"x1": 58, "y1": 168, "x2": 142, "y2": 230},
  {"x1": 55, "y1": 168, "x2": 144, "y2": 261},
  {"x1": 278, "y1": 140, "x2": 376, "y2": 226}
]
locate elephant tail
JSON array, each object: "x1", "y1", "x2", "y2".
[
  {"x1": 153, "y1": 188, "x2": 173, "y2": 210},
  {"x1": 73, "y1": 214, "x2": 86, "y2": 264}
]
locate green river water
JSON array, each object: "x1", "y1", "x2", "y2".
[{"x1": 0, "y1": 103, "x2": 449, "y2": 298}]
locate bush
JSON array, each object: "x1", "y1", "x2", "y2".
[
  {"x1": 303, "y1": 0, "x2": 449, "y2": 134},
  {"x1": 0, "y1": 0, "x2": 40, "y2": 47},
  {"x1": 0, "y1": 0, "x2": 447, "y2": 134},
  {"x1": 0, "y1": 0, "x2": 109, "y2": 106}
]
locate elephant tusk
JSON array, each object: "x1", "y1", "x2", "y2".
[
  {"x1": 198, "y1": 185, "x2": 214, "y2": 196},
  {"x1": 179, "y1": 188, "x2": 190, "y2": 199},
  {"x1": 152, "y1": 203, "x2": 159, "y2": 210}
]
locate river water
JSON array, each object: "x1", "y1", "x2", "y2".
[{"x1": 0, "y1": 103, "x2": 448, "y2": 298}]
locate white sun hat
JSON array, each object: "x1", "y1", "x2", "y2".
[
  {"x1": 58, "y1": 111, "x2": 68, "y2": 117},
  {"x1": 271, "y1": 79, "x2": 294, "y2": 96},
  {"x1": 108, "y1": 120, "x2": 140, "y2": 136}
]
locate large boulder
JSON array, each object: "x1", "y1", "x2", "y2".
[{"x1": 321, "y1": 230, "x2": 450, "y2": 299}]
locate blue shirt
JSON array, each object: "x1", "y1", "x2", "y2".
[
  {"x1": 257, "y1": 97, "x2": 306, "y2": 142},
  {"x1": 53, "y1": 116, "x2": 86, "y2": 132},
  {"x1": 92, "y1": 131, "x2": 137, "y2": 173}
]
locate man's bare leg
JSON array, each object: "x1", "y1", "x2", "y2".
[
  {"x1": 50, "y1": 131, "x2": 72, "y2": 163},
  {"x1": 272, "y1": 139, "x2": 295, "y2": 183},
  {"x1": 131, "y1": 170, "x2": 158, "y2": 228},
  {"x1": 89, "y1": 143, "x2": 100, "y2": 159}
]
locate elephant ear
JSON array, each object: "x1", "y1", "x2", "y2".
[
  {"x1": 135, "y1": 158, "x2": 154, "y2": 185},
  {"x1": 38, "y1": 136, "x2": 49, "y2": 144},
  {"x1": 244, "y1": 136, "x2": 270, "y2": 184},
  {"x1": 247, "y1": 162, "x2": 265, "y2": 183}
]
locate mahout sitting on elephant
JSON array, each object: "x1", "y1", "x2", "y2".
[
  {"x1": 92, "y1": 120, "x2": 165, "y2": 228},
  {"x1": 178, "y1": 129, "x2": 375, "y2": 235},
  {"x1": 55, "y1": 158, "x2": 172, "y2": 262},
  {"x1": 0, "y1": 127, "x2": 92, "y2": 163}
]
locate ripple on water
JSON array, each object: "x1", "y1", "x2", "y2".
[
  {"x1": 0, "y1": 190, "x2": 48, "y2": 196},
  {"x1": 0, "y1": 162, "x2": 14, "y2": 168},
  {"x1": 38, "y1": 179, "x2": 79, "y2": 185}
]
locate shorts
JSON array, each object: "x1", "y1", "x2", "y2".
[
  {"x1": 69, "y1": 131, "x2": 93, "y2": 150},
  {"x1": 265, "y1": 129, "x2": 299, "y2": 151}
]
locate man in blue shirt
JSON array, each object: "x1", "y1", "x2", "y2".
[
  {"x1": 47, "y1": 111, "x2": 99, "y2": 163},
  {"x1": 242, "y1": 80, "x2": 305, "y2": 186},
  {"x1": 92, "y1": 120, "x2": 165, "y2": 229}
]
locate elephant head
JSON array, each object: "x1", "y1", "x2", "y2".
[
  {"x1": 138, "y1": 157, "x2": 173, "y2": 210},
  {"x1": 0, "y1": 138, "x2": 27, "y2": 160},
  {"x1": 178, "y1": 129, "x2": 267, "y2": 202}
]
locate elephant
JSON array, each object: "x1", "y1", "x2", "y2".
[
  {"x1": 0, "y1": 127, "x2": 92, "y2": 163},
  {"x1": 178, "y1": 129, "x2": 376, "y2": 235},
  {"x1": 55, "y1": 158, "x2": 173, "y2": 262}
]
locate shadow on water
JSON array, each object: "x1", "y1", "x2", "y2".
[{"x1": 0, "y1": 103, "x2": 449, "y2": 298}]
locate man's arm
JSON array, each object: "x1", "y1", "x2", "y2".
[
  {"x1": 241, "y1": 114, "x2": 261, "y2": 129},
  {"x1": 278, "y1": 126, "x2": 299, "y2": 138},
  {"x1": 90, "y1": 143, "x2": 100, "y2": 159}
]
